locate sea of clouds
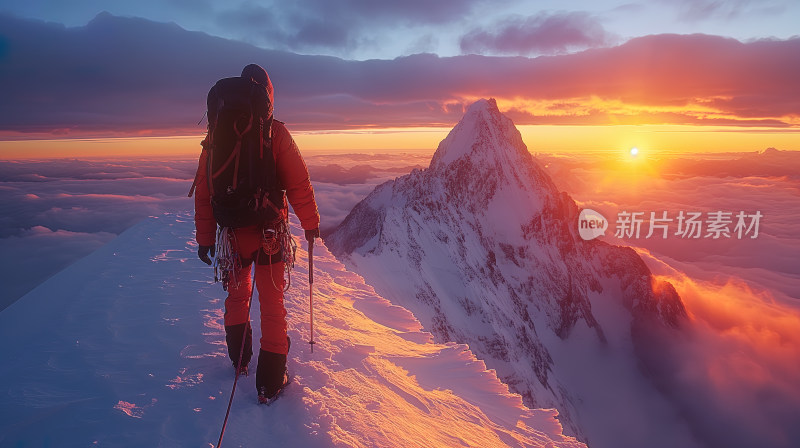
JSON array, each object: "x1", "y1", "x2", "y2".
[
  {"x1": 540, "y1": 148, "x2": 800, "y2": 447},
  {"x1": 539, "y1": 148, "x2": 800, "y2": 304},
  {"x1": 0, "y1": 153, "x2": 428, "y2": 310}
]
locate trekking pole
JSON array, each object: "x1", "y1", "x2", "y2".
[
  {"x1": 217, "y1": 268, "x2": 255, "y2": 448},
  {"x1": 308, "y1": 238, "x2": 316, "y2": 353}
]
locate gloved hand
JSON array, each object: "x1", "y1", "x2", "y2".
[
  {"x1": 305, "y1": 228, "x2": 320, "y2": 242},
  {"x1": 198, "y1": 245, "x2": 215, "y2": 265}
]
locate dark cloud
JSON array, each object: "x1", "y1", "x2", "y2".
[
  {"x1": 215, "y1": 3, "x2": 289, "y2": 48},
  {"x1": 667, "y1": 0, "x2": 786, "y2": 21},
  {"x1": 292, "y1": 17, "x2": 352, "y2": 50},
  {"x1": 214, "y1": 0, "x2": 488, "y2": 54},
  {"x1": 504, "y1": 108, "x2": 793, "y2": 127},
  {"x1": 305, "y1": 0, "x2": 482, "y2": 24},
  {"x1": 1, "y1": 13, "x2": 799, "y2": 137},
  {"x1": 460, "y1": 12, "x2": 612, "y2": 55}
]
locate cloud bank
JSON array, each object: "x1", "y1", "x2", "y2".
[
  {"x1": 216, "y1": 0, "x2": 488, "y2": 54},
  {"x1": 460, "y1": 12, "x2": 612, "y2": 55},
  {"x1": 1, "y1": 13, "x2": 799, "y2": 138}
]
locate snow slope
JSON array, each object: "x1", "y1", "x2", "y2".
[{"x1": 0, "y1": 211, "x2": 584, "y2": 448}]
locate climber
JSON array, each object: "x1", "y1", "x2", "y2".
[{"x1": 191, "y1": 63, "x2": 320, "y2": 402}]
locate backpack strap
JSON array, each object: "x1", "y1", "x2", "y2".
[
  {"x1": 187, "y1": 137, "x2": 210, "y2": 198},
  {"x1": 188, "y1": 175, "x2": 198, "y2": 198},
  {"x1": 260, "y1": 117, "x2": 264, "y2": 159},
  {"x1": 212, "y1": 113, "x2": 254, "y2": 187},
  {"x1": 262, "y1": 195, "x2": 283, "y2": 216}
]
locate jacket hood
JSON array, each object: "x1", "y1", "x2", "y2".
[{"x1": 241, "y1": 64, "x2": 274, "y2": 105}]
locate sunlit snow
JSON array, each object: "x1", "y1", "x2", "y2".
[{"x1": 0, "y1": 211, "x2": 583, "y2": 448}]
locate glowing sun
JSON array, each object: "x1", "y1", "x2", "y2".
[{"x1": 630, "y1": 147, "x2": 639, "y2": 157}]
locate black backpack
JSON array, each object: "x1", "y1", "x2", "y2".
[{"x1": 190, "y1": 76, "x2": 285, "y2": 228}]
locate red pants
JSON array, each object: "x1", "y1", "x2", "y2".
[{"x1": 223, "y1": 226, "x2": 289, "y2": 355}]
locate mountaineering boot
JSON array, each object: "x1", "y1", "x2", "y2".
[
  {"x1": 258, "y1": 369, "x2": 289, "y2": 405},
  {"x1": 225, "y1": 323, "x2": 253, "y2": 375},
  {"x1": 256, "y1": 349, "x2": 288, "y2": 403}
]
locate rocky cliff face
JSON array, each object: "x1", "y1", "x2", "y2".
[{"x1": 328, "y1": 98, "x2": 688, "y2": 446}]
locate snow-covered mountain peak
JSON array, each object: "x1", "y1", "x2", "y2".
[
  {"x1": 430, "y1": 98, "x2": 530, "y2": 173},
  {"x1": 329, "y1": 99, "x2": 689, "y2": 446},
  {"x1": 413, "y1": 98, "x2": 561, "y2": 235}
]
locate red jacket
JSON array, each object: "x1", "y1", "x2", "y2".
[{"x1": 193, "y1": 120, "x2": 320, "y2": 246}]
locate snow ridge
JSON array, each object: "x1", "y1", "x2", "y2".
[{"x1": 0, "y1": 211, "x2": 583, "y2": 448}]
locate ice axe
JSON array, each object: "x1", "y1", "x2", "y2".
[{"x1": 308, "y1": 237, "x2": 316, "y2": 353}]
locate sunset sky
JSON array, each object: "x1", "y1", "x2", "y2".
[{"x1": 1, "y1": 0, "x2": 799, "y2": 157}]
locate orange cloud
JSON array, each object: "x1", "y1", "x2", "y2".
[{"x1": 638, "y1": 272, "x2": 800, "y2": 447}]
